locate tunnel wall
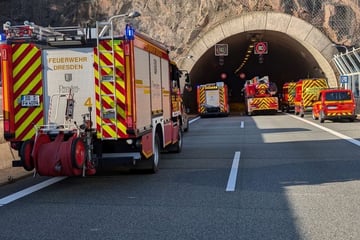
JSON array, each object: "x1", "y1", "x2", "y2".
[{"x1": 180, "y1": 11, "x2": 338, "y2": 88}]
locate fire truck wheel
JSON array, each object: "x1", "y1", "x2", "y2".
[
  {"x1": 319, "y1": 111, "x2": 325, "y2": 123},
  {"x1": 183, "y1": 118, "x2": 189, "y2": 132},
  {"x1": 281, "y1": 105, "x2": 285, "y2": 112},
  {"x1": 71, "y1": 138, "x2": 86, "y2": 169},
  {"x1": 312, "y1": 111, "x2": 318, "y2": 120},
  {"x1": 300, "y1": 109, "x2": 304, "y2": 117},
  {"x1": 149, "y1": 134, "x2": 160, "y2": 173},
  {"x1": 169, "y1": 128, "x2": 183, "y2": 153},
  {"x1": 20, "y1": 139, "x2": 34, "y2": 171}
]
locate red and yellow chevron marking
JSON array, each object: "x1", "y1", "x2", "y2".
[
  {"x1": 302, "y1": 79, "x2": 327, "y2": 107},
  {"x1": 327, "y1": 112, "x2": 352, "y2": 117},
  {"x1": 197, "y1": 86, "x2": 206, "y2": 113},
  {"x1": 11, "y1": 43, "x2": 44, "y2": 141},
  {"x1": 256, "y1": 83, "x2": 268, "y2": 95},
  {"x1": 250, "y1": 97, "x2": 278, "y2": 110},
  {"x1": 219, "y1": 87, "x2": 225, "y2": 112},
  {"x1": 287, "y1": 83, "x2": 296, "y2": 104},
  {"x1": 94, "y1": 39, "x2": 127, "y2": 139}
]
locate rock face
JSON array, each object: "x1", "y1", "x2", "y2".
[{"x1": 0, "y1": 0, "x2": 359, "y2": 58}]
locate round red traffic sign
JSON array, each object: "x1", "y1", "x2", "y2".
[{"x1": 255, "y1": 42, "x2": 268, "y2": 54}]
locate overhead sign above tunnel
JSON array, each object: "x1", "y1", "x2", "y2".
[
  {"x1": 215, "y1": 44, "x2": 228, "y2": 56},
  {"x1": 254, "y1": 42, "x2": 268, "y2": 55}
]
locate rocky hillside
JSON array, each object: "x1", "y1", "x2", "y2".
[{"x1": 0, "y1": 0, "x2": 359, "y2": 58}]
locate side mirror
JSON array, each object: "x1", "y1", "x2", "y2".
[{"x1": 185, "y1": 73, "x2": 190, "y2": 84}]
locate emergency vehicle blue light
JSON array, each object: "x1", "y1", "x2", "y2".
[
  {"x1": 0, "y1": 33, "x2": 6, "y2": 41},
  {"x1": 125, "y1": 24, "x2": 135, "y2": 40}
]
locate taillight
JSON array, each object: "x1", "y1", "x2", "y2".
[
  {"x1": 3, "y1": 119, "x2": 10, "y2": 132},
  {"x1": 126, "y1": 116, "x2": 133, "y2": 128}
]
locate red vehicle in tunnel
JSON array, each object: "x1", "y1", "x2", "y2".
[
  {"x1": 243, "y1": 76, "x2": 279, "y2": 115},
  {"x1": 312, "y1": 88, "x2": 356, "y2": 123},
  {"x1": 280, "y1": 82, "x2": 296, "y2": 112},
  {"x1": 197, "y1": 81, "x2": 229, "y2": 117},
  {"x1": 294, "y1": 78, "x2": 328, "y2": 117}
]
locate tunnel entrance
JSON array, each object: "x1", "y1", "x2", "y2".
[{"x1": 179, "y1": 12, "x2": 338, "y2": 114}]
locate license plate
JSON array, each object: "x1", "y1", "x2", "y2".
[
  {"x1": 21, "y1": 95, "x2": 40, "y2": 107},
  {"x1": 328, "y1": 106, "x2": 337, "y2": 110}
]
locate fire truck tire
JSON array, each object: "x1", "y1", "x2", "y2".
[
  {"x1": 20, "y1": 139, "x2": 35, "y2": 171},
  {"x1": 300, "y1": 109, "x2": 304, "y2": 118},
  {"x1": 183, "y1": 118, "x2": 189, "y2": 132},
  {"x1": 312, "y1": 111, "x2": 318, "y2": 120},
  {"x1": 319, "y1": 111, "x2": 325, "y2": 123},
  {"x1": 149, "y1": 134, "x2": 160, "y2": 173},
  {"x1": 169, "y1": 128, "x2": 183, "y2": 153},
  {"x1": 281, "y1": 105, "x2": 285, "y2": 112},
  {"x1": 71, "y1": 138, "x2": 86, "y2": 169}
]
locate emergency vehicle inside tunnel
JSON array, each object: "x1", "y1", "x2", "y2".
[{"x1": 182, "y1": 30, "x2": 329, "y2": 114}]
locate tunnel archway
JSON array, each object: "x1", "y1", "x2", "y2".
[{"x1": 178, "y1": 11, "x2": 338, "y2": 113}]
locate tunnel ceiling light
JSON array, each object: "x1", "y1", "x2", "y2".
[{"x1": 235, "y1": 37, "x2": 261, "y2": 74}]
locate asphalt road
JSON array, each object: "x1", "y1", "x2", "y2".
[{"x1": 1, "y1": 113, "x2": 360, "y2": 239}]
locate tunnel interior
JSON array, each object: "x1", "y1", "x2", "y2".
[{"x1": 183, "y1": 30, "x2": 326, "y2": 114}]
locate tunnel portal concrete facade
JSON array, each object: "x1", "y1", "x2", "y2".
[{"x1": 180, "y1": 11, "x2": 338, "y2": 88}]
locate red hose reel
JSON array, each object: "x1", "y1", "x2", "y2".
[{"x1": 20, "y1": 130, "x2": 96, "y2": 176}]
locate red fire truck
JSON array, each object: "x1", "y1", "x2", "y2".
[
  {"x1": 280, "y1": 82, "x2": 296, "y2": 113},
  {"x1": 0, "y1": 16, "x2": 187, "y2": 176},
  {"x1": 197, "y1": 82, "x2": 229, "y2": 117},
  {"x1": 294, "y1": 78, "x2": 328, "y2": 117},
  {"x1": 243, "y1": 76, "x2": 278, "y2": 115}
]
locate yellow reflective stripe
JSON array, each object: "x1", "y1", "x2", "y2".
[{"x1": 13, "y1": 47, "x2": 40, "y2": 91}]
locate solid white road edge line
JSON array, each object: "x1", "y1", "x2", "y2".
[
  {"x1": 0, "y1": 115, "x2": 202, "y2": 207},
  {"x1": 189, "y1": 116, "x2": 200, "y2": 124},
  {"x1": 0, "y1": 177, "x2": 67, "y2": 207},
  {"x1": 289, "y1": 114, "x2": 360, "y2": 147},
  {"x1": 226, "y1": 151, "x2": 241, "y2": 192},
  {"x1": 0, "y1": 115, "x2": 224, "y2": 205}
]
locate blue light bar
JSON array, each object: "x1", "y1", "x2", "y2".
[
  {"x1": 0, "y1": 33, "x2": 6, "y2": 41},
  {"x1": 125, "y1": 24, "x2": 134, "y2": 40}
]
